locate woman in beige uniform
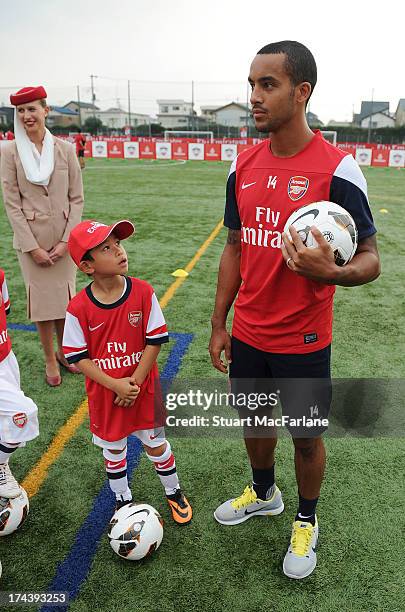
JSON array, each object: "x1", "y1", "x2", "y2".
[{"x1": 0, "y1": 86, "x2": 84, "y2": 386}]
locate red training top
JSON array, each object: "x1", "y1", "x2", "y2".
[{"x1": 224, "y1": 131, "x2": 376, "y2": 354}]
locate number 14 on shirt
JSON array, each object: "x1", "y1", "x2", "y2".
[{"x1": 267, "y1": 175, "x2": 278, "y2": 189}]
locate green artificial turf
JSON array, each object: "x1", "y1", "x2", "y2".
[{"x1": 0, "y1": 159, "x2": 404, "y2": 611}]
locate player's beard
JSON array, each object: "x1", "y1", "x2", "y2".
[{"x1": 254, "y1": 88, "x2": 296, "y2": 134}]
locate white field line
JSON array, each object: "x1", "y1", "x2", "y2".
[{"x1": 85, "y1": 160, "x2": 188, "y2": 170}]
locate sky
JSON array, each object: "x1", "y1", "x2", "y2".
[{"x1": 1, "y1": 0, "x2": 404, "y2": 124}]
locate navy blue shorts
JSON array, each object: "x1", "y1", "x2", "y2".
[{"x1": 229, "y1": 337, "x2": 332, "y2": 438}]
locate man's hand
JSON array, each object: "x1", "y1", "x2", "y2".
[
  {"x1": 209, "y1": 326, "x2": 232, "y2": 373},
  {"x1": 29, "y1": 247, "x2": 54, "y2": 267},
  {"x1": 49, "y1": 242, "x2": 68, "y2": 263},
  {"x1": 281, "y1": 226, "x2": 338, "y2": 283},
  {"x1": 113, "y1": 377, "x2": 140, "y2": 407}
]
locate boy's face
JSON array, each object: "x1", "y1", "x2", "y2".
[{"x1": 80, "y1": 233, "x2": 128, "y2": 276}]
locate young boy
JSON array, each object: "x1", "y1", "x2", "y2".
[
  {"x1": 62, "y1": 220, "x2": 192, "y2": 524},
  {"x1": 0, "y1": 268, "x2": 39, "y2": 497}
]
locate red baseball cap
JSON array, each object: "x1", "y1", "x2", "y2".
[
  {"x1": 10, "y1": 86, "x2": 47, "y2": 106},
  {"x1": 68, "y1": 220, "x2": 135, "y2": 266}
]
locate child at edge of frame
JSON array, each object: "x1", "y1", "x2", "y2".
[{"x1": 62, "y1": 218, "x2": 192, "y2": 524}]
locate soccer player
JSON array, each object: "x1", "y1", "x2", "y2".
[
  {"x1": 62, "y1": 220, "x2": 192, "y2": 524},
  {"x1": 209, "y1": 41, "x2": 380, "y2": 579},
  {"x1": 74, "y1": 130, "x2": 86, "y2": 170},
  {"x1": 0, "y1": 268, "x2": 39, "y2": 498}
]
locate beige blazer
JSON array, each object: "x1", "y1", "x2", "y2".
[{"x1": 0, "y1": 137, "x2": 84, "y2": 252}]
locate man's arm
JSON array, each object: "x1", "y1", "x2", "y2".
[
  {"x1": 209, "y1": 229, "x2": 242, "y2": 373},
  {"x1": 281, "y1": 227, "x2": 380, "y2": 287},
  {"x1": 332, "y1": 233, "x2": 380, "y2": 286}
]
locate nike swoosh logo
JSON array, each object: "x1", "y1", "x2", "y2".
[
  {"x1": 168, "y1": 502, "x2": 189, "y2": 519},
  {"x1": 88, "y1": 322, "x2": 104, "y2": 332},
  {"x1": 244, "y1": 506, "x2": 267, "y2": 515},
  {"x1": 241, "y1": 181, "x2": 256, "y2": 190},
  {"x1": 149, "y1": 433, "x2": 160, "y2": 440},
  {"x1": 106, "y1": 461, "x2": 122, "y2": 469}
]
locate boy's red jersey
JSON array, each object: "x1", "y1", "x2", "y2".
[
  {"x1": 62, "y1": 276, "x2": 168, "y2": 441},
  {"x1": 0, "y1": 269, "x2": 11, "y2": 363}
]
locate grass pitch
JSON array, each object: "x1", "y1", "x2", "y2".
[{"x1": 0, "y1": 159, "x2": 404, "y2": 611}]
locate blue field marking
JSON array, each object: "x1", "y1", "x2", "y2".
[
  {"x1": 8, "y1": 322, "x2": 37, "y2": 332},
  {"x1": 160, "y1": 332, "x2": 193, "y2": 381},
  {"x1": 40, "y1": 331, "x2": 193, "y2": 612},
  {"x1": 41, "y1": 435, "x2": 142, "y2": 611}
]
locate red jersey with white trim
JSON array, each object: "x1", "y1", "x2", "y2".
[
  {"x1": 224, "y1": 131, "x2": 376, "y2": 353},
  {"x1": 62, "y1": 276, "x2": 168, "y2": 441},
  {"x1": 0, "y1": 269, "x2": 12, "y2": 363}
]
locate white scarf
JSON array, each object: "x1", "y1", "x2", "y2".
[{"x1": 14, "y1": 108, "x2": 55, "y2": 186}]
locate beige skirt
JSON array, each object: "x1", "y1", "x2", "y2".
[{"x1": 17, "y1": 250, "x2": 76, "y2": 322}]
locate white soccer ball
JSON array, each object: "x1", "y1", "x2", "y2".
[
  {"x1": 0, "y1": 488, "x2": 30, "y2": 536},
  {"x1": 108, "y1": 502, "x2": 164, "y2": 561},
  {"x1": 284, "y1": 200, "x2": 358, "y2": 266}
]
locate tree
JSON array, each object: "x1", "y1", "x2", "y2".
[{"x1": 83, "y1": 117, "x2": 103, "y2": 135}]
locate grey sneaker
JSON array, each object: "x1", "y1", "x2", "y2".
[
  {"x1": 214, "y1": 484, "x2": 284, "y2": 526},
  {"x1": 0, "y1": 463, "x2": 21, "y2": 498},
  {"x1": 283, "y1": 516, "x2": 319, "y2": 579}
]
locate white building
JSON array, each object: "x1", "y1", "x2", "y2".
[
  {"x1": 214, "y1": 102, "x2": 250, "y2": 128},
  {"x1": 354, "y1": 101, "x2": 395, "y2": 129},
  {"x1": 156, "y1": 99, "x2": 194, "y2": 128},
  {"x1": 64, "y1": 101, "x2": 100, "y2": 124},
  {"x1": 200, "y1": 105, "x2": 218, "y2": 120},
  {"x1": 93, "y1": 108, "x2": 150, "y2": 129},
  {"x1": 63, "y1": 101, "x2": 150, "y2": 128}
]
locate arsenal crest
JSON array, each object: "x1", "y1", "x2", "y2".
[
  {"x1": 13, "y1": 413, "x2": 27, "y2": 428},
  {"x1": 128, "y1": 311, "x2": 142, "y2": 328},
  {"x1": 288, "y1": 176, "x2": 309, "y2": 201}
]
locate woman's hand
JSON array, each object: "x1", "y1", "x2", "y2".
[
  {"x1": 29, "y1": 247, "x2": 54, "y2": 267},
  {"x1": 49, "y1": 242, "x2": 68, "y2": 263}
]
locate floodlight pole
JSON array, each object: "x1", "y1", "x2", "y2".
[
  {"x1": 90, "y1": 75, "x2": 97, "y2": 117},
  {"x1": 191, "y1": 80, "x2": 195, "y2": 131},
  {"x1": 127, "y1": 80, "x2": 132, "y2": 133},
  {"x1": 367, "y1": 88, "x2": 374, "y2": 144},
  {"x1": 77, "y1": 85, "x2": 82, "y2": 128}
]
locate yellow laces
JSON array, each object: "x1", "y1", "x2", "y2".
[
  {"x1": 291, "y1": 521, "x2": 313, "y2": 557},
  {"x1": 231, "y1": 485, "x2": 257, "y2": 510}
]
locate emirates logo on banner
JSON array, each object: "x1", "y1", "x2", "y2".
[
  {"x1": 128, "y1": 311, "x2": 142, "y2": 328},
  {"x1": 13, "y1": 413, "x2": 27, "y2": 428},
  {"x1": 288, "y1": 176, "x2": 309, "y2": 201}
]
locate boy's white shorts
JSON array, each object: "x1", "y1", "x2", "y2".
[
  {"x1": 92, "y1": 427, "x2": 166, "y2": 450},
  {"x1": 0, "y1": 351, "x2": 39, "y2": 444}
]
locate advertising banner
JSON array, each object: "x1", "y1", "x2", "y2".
[
  {"x1": 172, "y1": 142, "x2": 188, "y2": 160},
  {"x1": 221, "y1": 143, "x2": 237, "y2": 161},
  {"x1": 204, "y1": 143, "x2": 221, "y2": 161},
  {"x1": 107, "y1": 141, "x2": 124, "y2": 158},
  {"x1": 188, "y1": 142, "x2": 204, "y2": 160},
  {"x1": 123, "y1": 141, "x2": 139, "y2": 159},
  {"x1": 92, "y1": 141, "x2": 107, "y2": 158},
  {"x1": 156, "y1": 142, "x2": 172, "y2": 160},
  {"x1": 139, "y1": 142, "x2": 156, "y2": 159},
  {"x1": 84, "y1": 140, "x2": 93, "y2": 157},
  {"x1": 355, "y1": 148, "x2": 372, "y2": 166},
  {"x1": 371, "y1": 149, "x2": 389, "y2": 167},
  {"x1": 389, "y1": 149, "x2": 405, "y2": 167}
]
